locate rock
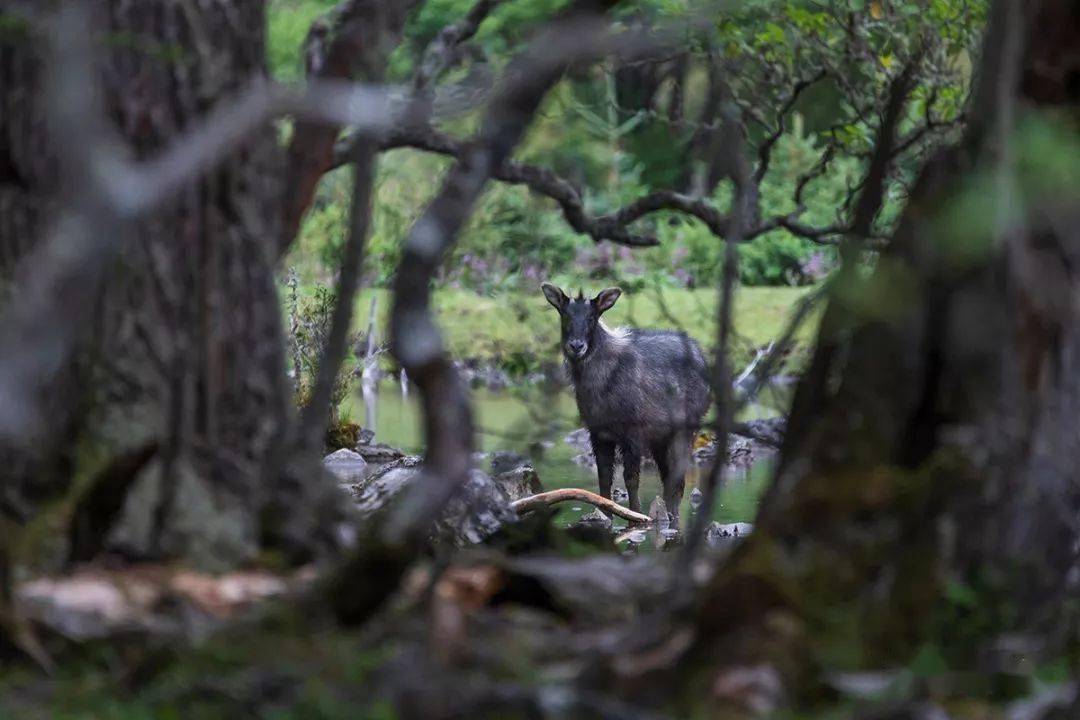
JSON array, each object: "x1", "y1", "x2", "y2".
[
  {"x1": 648, "y1": 496, "x2": 670, "y2": 531},
  {"x1": 571, "y1": 451, "x2": 595, "y2": 468},
  {"x1": 355, "y1": 442, "x2": 406, "y2": 464},
  {"x1": 357, "y1": 427, "x2": 376, "y2": 445},
  {"x1": 351, "y1": 463, "x2": 515, "y2": 547},
  {"x1": 706, "y1": 521, "x2": 754, "y2": 547},
  {"x1": 564, "y1": 427, "x2": 592, "y2": 450},
  {"x1": 611, "y1": 487, "x2": 629, "y2": 505},
  {"x1": 322, "y1": 448, "x2": 368, "y2": 484},
  {"x1": 574, "y1": 508, "x2": 613, "y2": 530},
  {"x1": 491, "y1": 464, "x2": 543, "y2": 502},
  {"x1": 736, "y1": 417, "x2": 786, "y2": 447},
  {"x1": 490, "y1": 451, "x2": 529, "y2": 476},
  {"x1": 454, "y1": 360, "x2": 511, "y2": 391},
  {"x1": 689, "y1": 487, "x2": 703, "y2": 508},
  {"x1": 107, "y1": 455, "x2": 256, "y2": 572},
  {"x1": 692, "y1": 434, "x2": 767, "y2": 469}
]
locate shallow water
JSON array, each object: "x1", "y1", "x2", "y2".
[{"x1": 341, "y1": 381, "x2": 787, "y2": 530}]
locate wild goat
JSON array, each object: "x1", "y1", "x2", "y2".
[{"x1": 541, "y1": 283, "x2": 711, "y2": 520}]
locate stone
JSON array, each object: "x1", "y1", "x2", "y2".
[
  {"x1": 355, "y1": 442, "x2": 406, "y2": 464},
  {"x1": 689, "y1": 487, "x2": 703, "y2": 507},
  {"x1": 350, "y1": 462, "x2": 515, "y2": 547},
  {"x1": 736, "y1": 416, "x2": 786, "y2": 447},
  {"x1": 322, "y1": 448, "x2": 368, "y2": 484},
  {"x1": 107, "y1": 455, "x2": 256, "y2": 573},
  {"x1": 489, "y1": 451, "x2": 529, "y2": 476},
  {"x1": 491, "y1": 463, "x2": 543, "y2": 502},
  {"x1": 574, "y1": 508, "x2": 613, "y2": 530}
]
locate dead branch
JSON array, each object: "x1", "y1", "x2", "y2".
[
  {"x1": 680, "y1": 79, "x2": 753, "y2": 572},
  {"x1": 357, "y1": 122, "x2": 868, "y2": 248},
  {"x1": 511, "y1": 489, "x2": 652, "y2": 524}
]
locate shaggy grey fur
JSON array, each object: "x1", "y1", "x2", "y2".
[{"x1": 541, "y1": 283, "x2": 711, "y2": 517}]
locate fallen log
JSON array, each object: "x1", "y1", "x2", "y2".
[{"x1": 510, "y1": 489, "x2": 652, "y2": 524}]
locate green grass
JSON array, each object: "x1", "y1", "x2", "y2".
[{"x1": 346, "y1": 285, "x2": 817, "y2": 374}]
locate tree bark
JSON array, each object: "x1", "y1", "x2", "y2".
[
  {"x1": 0, "y1": 1, "x2": 338, "y2": 569},
  {"x1": 655, "y1": 0, "x2": 1080, "y2": 709}
]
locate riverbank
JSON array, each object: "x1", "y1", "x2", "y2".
[{"x1": 308, "y1": 285, "x2": 818, "y2": 378}]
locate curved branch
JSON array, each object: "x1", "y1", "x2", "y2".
[{"x1": 511, "y1": 489, "x2": 652, "y2": 524}]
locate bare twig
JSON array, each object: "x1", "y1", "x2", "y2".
[
  {"x1": 754, "y1": 70, "x2": 828, "y2": 183},
  {"x1": 680, "y1": 86, "x2": 753, "y2": 571},
  {"x1": 299, "y1": 138, "x2": 378, "y2": 449}
]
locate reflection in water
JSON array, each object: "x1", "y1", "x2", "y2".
[{"x1": 341, "y1": 380, "x2": 784, "y2": 530}]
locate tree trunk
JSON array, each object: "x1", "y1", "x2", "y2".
[
  {"x1": 0, "y1": 1, "x2": 339, "y2": 569},
  {"x1": 667, "y1": 0, "x2": 1080, "y2": 708}
]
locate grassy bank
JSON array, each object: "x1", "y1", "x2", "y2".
[{"x1": 339, "y1": 285, "x2": 817, "y2": 375}]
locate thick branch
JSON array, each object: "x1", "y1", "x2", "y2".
[
  {"x1": 362, "y1": 124, "x2": 863, "y2": 248},
  {"x1": 511, "y1": 489, "x2": 651, "y2": 524}
]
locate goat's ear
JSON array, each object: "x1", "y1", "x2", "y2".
[
  {"x1": 594, "y1": 287, "x2": 622, "y2": 314},
  {"x1": 541, "y1": 282, "x2": 569, "y2": 312}
]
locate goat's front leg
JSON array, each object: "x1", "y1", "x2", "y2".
[
  {"x1": 621, "y1": 437, "x2": 643, "y2": 513},
  {"x1": 590, "y1": 434, "x2": 616, "y2": 506}
]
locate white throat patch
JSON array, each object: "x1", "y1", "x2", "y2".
[{"x1": 599, "y1": 320, "x2": 631, "y2": 349}]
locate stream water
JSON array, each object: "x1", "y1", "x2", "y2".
[{"x1": 342, "y1": 381, "x2": 788, "y2": 530}]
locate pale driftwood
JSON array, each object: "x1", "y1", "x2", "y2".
[{"x1": 511, "y1": 489, "x2": 652, "y2": 525}]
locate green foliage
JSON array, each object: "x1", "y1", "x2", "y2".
[
  {"x1": 267, "y1": 0, "x2": 339, "y2": 81},
  {"x1": 334, "y1": 285, "x2": 815, "y2": 378},
  {"x1": 287, "y1": 280, "x2": 360, "y2": 424},
  {"x1": 270, "y1": 1, "x2": 986, "y2": 291}
]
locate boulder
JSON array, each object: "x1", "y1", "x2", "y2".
[
  {"x1": 734, "y1": 416, "x2": 786, "y2": 447},
  {"x1": 491, "y1": 464, "x2": 543, "y2": 502},
  {"x1": 692, "y1": 434, "x2": 768, "y2": 469},
  {"x1": 107, "y1": 456, "x2": 256, "y2": 572},
  {"x1": 489, "y1": 451, "x2": 529, "y2": 476},
  {"x1": 350, "y1": 462, "x2": 515, "y2": 547},
  {"x1": 355, "y1": 442, "x2": 407, "y2": 464},
  {"x1": 574, "y1": 508, "x2": 613, "y2": 530},
  {"x1": 322, "y1": 448, "x2": 368, "y2": 484}
]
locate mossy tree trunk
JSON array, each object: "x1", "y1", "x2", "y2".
[
  {"x1": 671, "y1": 0, "x2": 1080, "y2": 708},
  {"x1": 0, "y1": 1, "x2": 343, "y2": 569}
]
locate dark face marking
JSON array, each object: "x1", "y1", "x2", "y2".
[{"x1": 561, "y1": 298, "x2": 599, "y2": 360}]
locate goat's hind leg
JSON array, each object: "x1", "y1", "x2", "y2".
[
  {"x1": 620, "y1": 436, "x2": 643, "y2": 513},
  {"x1": 662, "y1": 432, "x2": 690, "y2": 525}
]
